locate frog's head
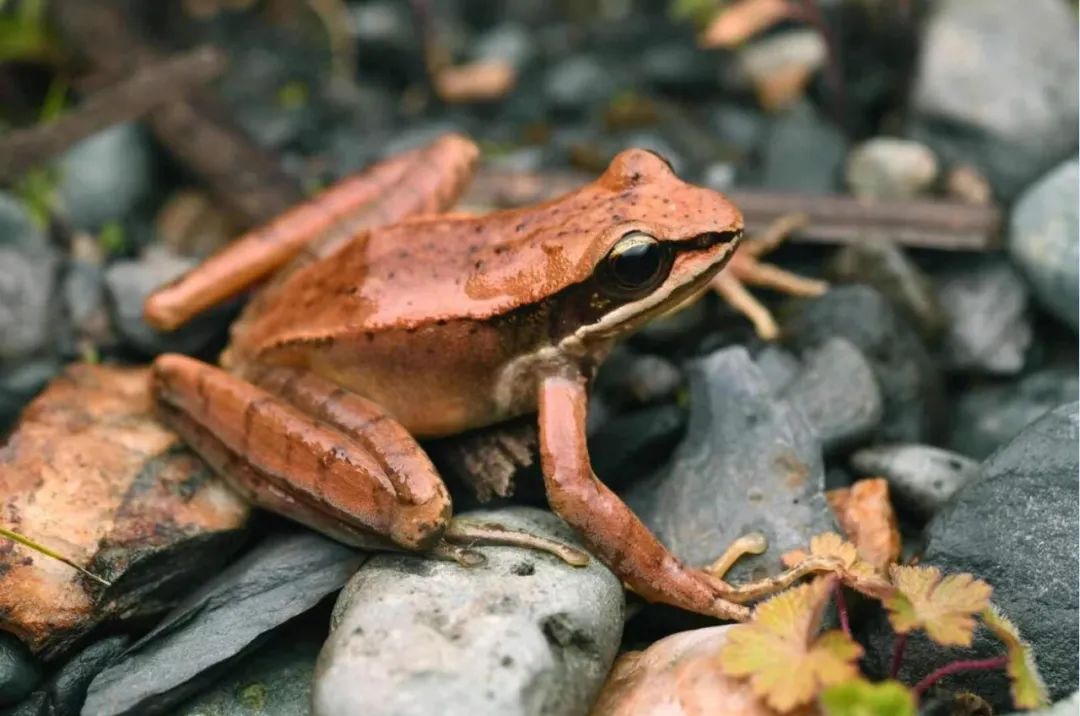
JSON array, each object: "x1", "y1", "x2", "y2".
[{"x1": 550, "y1": 148, "x2": 743, "y2": 357}]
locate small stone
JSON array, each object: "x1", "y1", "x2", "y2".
[
  {"x1": 945, "y1": 163, "x2": 994, "y2": 205},
  {"x1": 707, "y1": 103, "x2": 767, "y2": 152},
  {"x1": 948, "y1": 367, "x2": 1079, "y2": 460},
  {"x1": 828, "y1": 236, "x2": 947, "y2": 342},
  {"x1": 845, "y1": 137, "x2": 939, "y2": 200},
  {"x1": 933, "y1": 257, "x2": 1032, "y2": 375},
  {"x1": 626, "y1": 347, "x2": 835, "y2": 582},
  {"x1": 10, "y1": 635, "x2": 128, "y2": 716},
  {"x1": 639, "y1": 43, "x2": 720, "y2": 95},
  {"x1": 313, "y1": 507, "x2": 624, "y2": 716},
  {"x1": 590, "y1": 404, "x2": 687, "y2": 491},
  {"x1": 0, "y1": 247, "x2": 59, "y2": 361},
  {"x1": 910, "y1": 0, "x2": 1079, "y2": 199},
  {"x1": 84, "y1": 532, "x2": 363, "y2": 716},
  {"x1": 593, "y1": 348, "x2": 683, "y2": 408},
  {"x1": 55, "y1": 124, "x2": 156, "y2": 231},
  {"x1": 737, "y1": 30, "x2": 826, "y2": 111},
  {"x1": 753, "y1": 344, "x2": 801, "y2": 394},
  {"x1": 850, "y1": 444, "x2": 979, "y2": 519},
  {"x1": 760, "y1": 101, "x2": 848, "y2": 193},
  {"x1": 104, "y1": 247, "x2": 230, "y2": 357},
  {"x1": 782, "y1": 285, "x2": 943, "y2": 443},
  {"x1": 172, "y1": 627, "x2": 321, "y2": 716},
  {"x1": 544, "y1": 55, "x2": 618, "y2": 113},
  {"x1": 1008, "y1": 159, "x2": 1078, "y2": 331},
  {"x1": 472, "y1": 23, "x2": 535, "y2": 69},
  {"x1": 0, "y1": 632, "x2": 41, "y2": 707},
  {"x1": 780, "y1": 338, "x2": 883, "y2": 454},
  {"x1": 868, "y1": 404, "x2": 1079, "y2": 708},
  {"x1": 0, "y1": 358, "x2": 60, "y2": 431},
  {"x1": 0, "y1": 192, "x2": 47, "y2": 253}
]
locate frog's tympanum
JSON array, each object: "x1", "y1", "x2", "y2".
[{"x1": 144, "y1": 134, "x2": 830, "y2": 621}]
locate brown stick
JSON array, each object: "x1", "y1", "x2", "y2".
[
  {"x1": 49, "y1": 0, "x2": 303, "y2": 226},
  {"x1": 464, "y1": 168, "x2": 1002, "y2": 252},
  {"x1": 0, "y1": 46, "x2": 227, "y2": 183}
]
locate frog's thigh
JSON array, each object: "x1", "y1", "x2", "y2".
[{"x1": 151, "y1": 354, "x2": 451, "y2": 551}]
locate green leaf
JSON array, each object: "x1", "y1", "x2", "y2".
[{"x1": 820, "y1": 679, "x2": 916, "y2": 716}]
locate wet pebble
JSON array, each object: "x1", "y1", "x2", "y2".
[
  {"x1": 868, "y1": 404, "x2": 1079, "y2": 709},
  {"x1": 313, "y1": 507, "x2": 624, "y2": 716},
  {"x1": 845, "y1": 137, "x2": 939, "y2": 200},
  {"x1": 828, "y1": 236, "x2": 947, "y2": 341},
  {"x1": 0, "y1": 633, "x2": 41, "y2": 708},
  {"x1": 948, "y1": 367, "x2": 1080, "y2": 459},
  {"x1": 7, "y1": 636, "x2": 127, "y2": 716},
  {"x1": 590, "y1": 403, "x2": 686, "y2": 491},
  {"x1": 910, "y1": 0, "x2": 1078, "y2": 199},
  {"x1": 544, "y1": 55, "x2": 618, "y2": 114},
  {"x1": 850, "y1": 444, "x2": 979, "y2": 519},
  {"x1": 84, "y1": 532, "x2": 363, "y2": 716},
  {"x1": 626, "y1": 346, "x2": 835, "y2": 582},
  {"x1": 779, "y1": 338, "x2": 883, "y2": 454},
  {"x1": 0, "y1": 192, "x2": 47, "y2": 253},
  {"x1": 104, "y1": 247, "x2": 230, "y2": 357},
  {"x1": 759, "y1": 101, "x2": 848, "y2": 193},
  {"x1": 1008, "y1": 159, "x2": 1078, "y2": 331},
  {"x1": 173, "y1": 626, "x2": 322, "y2": 716},
  {"x1": 782, "y1": 285, "x2": 942, "y2": 443},
  {"x1": 55, "y1": 124, "x2": 156, "y2": 231},
  {"x1": 933, "y1": 257, "x2": 1032, "y2": 375},
  {"x1": 0, "y1": 247, "x2": 59, "y2": 361}
]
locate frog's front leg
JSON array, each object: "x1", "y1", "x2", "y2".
[
  {"x1": 537, "y1": 372, "x2": 840, "y2": 621},
  {"x1": 151, "y1": 353, "x2": 452, "y2": 551}
]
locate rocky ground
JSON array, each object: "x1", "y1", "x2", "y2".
[{"x1": 0, "y1": 1, "x2": 1077, "y2": 715}]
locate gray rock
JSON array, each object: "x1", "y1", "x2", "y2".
[
  {"x1": 590, "y1": 403, "x2": 686, "y2": 491},
  {"x1": 0, "y1": 633, "x2": 41, "y2": 707},
  {"x1": 313, "y1": 507, "x2": 624, "y2": 716},
  {"x1": 845, "y1": 137, "x2": 939, "y2": 200},
  {"x1": 0, "y1": 358, "x2": 61, "y2": 430},
  {"x1": 736, "y1": 30, "x2": 826, "y2": 94},
  {"x1": 639, "y1": 43, "x2": 720, "y2": 95},
  {"x1": 0, "y1": 247, "x2": 59, "y2": 360},
  {"x1": 472, "y1": 23, "x2": 535, "y2": 69},
  {"x1": 780, "y1": 338, "x2": 883, "y2": 454},
  {"x1": 55, "y1": 124, "x2": 156, "y2": 231},
  {"x1": 949, "y1": 367, "x2": 1079, "y2": 459},
  {"x1": 707, "y1": 104, "x2": 767, "y2": 153},
  {"x1": 83, "y1": 532, "x2": 364, "y2": 716},
  {"x1": 910, "y1": 0, "x2": 1078, "y2": 199},
  {"x1": 0, "y1": 192, "x2": 47, "y2": 253},
  {"x1": 627, "y1": 347, "x2": 835, "y2": 582},
  {"x1": 934, "y1": 257, "x2": 1032, "y2": 375},
  {"x1": 753, "y1": 344, "x2": 801, "y2": 394},
  {"x1": 1009, "y1": 160, "x2": 1079, "y2": 331},
  {"x1": 869, "y1": 404, "x2": 1079, "y2": 708},
  {"x1": 828, "y1": 237, "x2": 947, "y2": 342},
  {"x1": 760, "y1": 102, "x2": 848, "y2": 193},
  {"x1": 172, "y1": 627, "x2": 321, "y2": 716},
  {"x1": 544, "y1": 56, "x2": 617, "y2": 113},
  {"x1": 593, "y1": 348, "x2": 683, "y2": 409},
  {"x1": 1008, "y1": 691, "x2": 1079, "y2": 716},
  {"x1": 9, "y1": 636, "x2": 127, "y2": 716},
  {"x1": 850, "y1": 444, "x2": 979, "y2": 519},
  {"x1": 782, "y1": 285, "x2": 942, "y2": 443},
  {"x1": 103, "y1": 248, "x2": 227, "y2": 357}
]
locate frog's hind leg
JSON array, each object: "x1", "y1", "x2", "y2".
[
  {"x1": 144, "y1": 133, "x2": 480, "y2": 331},
  {"x1": 711, "y1": 213, "x2": 829, "y2": 340},
  {"x1": 151, "y1": 354, "x2": 452, "y2": 552}
]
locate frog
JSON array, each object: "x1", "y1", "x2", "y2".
[{"x1": 144, "y1": 134, "x2": 833, "y2": 621}]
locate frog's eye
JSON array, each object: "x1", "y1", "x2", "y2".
[{"x1": 600, "y1": 231, "x2": 672, "y2": 298}]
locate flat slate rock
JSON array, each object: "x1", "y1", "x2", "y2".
[
  {"x1": 83, "y1": 532, "x2": 364, "y2": 716},
  {"x1": 313, "y1": 507, "x2": 624, "y2": 716},
  {"x1": 866, "y1": 404, "x2": 1079, "y2": 709},
  {"x1": 627, "y1": 346, "x2": 835, "y2": 582}
]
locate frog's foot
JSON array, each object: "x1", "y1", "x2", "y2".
[
  {"x1": 712, "y1": 213, "x2": 828, "y2": 340},
  {"x1": 436, "y1": 519, "x2": 590, "y2": 568}
]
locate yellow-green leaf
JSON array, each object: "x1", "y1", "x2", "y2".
[
  {"x1": 982, "y1": 604, "x2": 1049, "y2": 710},
  {"x1": 719, "y1": 576, "x2": 863, "y2": 712},
  {"x1": 820, "y1": 679, "x2": 916, "y2": 716},
  {"x1": 885, "y1": 565, "x2": 991, "y2": 646}
]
